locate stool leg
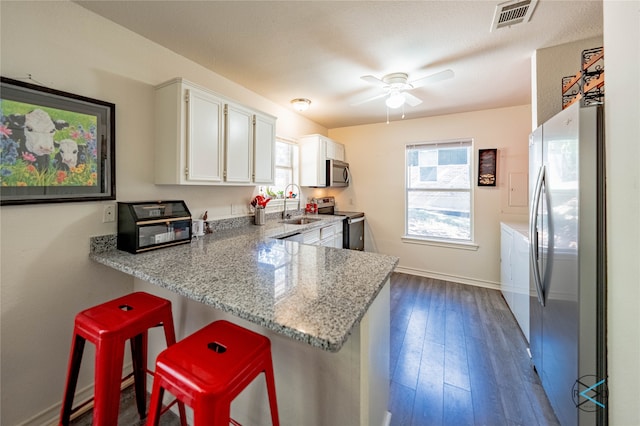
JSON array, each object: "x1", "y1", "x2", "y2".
[
  {"x1": 196, "y1": 397, "x2": 230, "y2": 426},
  {"x1": 60, "y1": 334, "x2": 86, "y2": 425},
  {"x1": 263, "y1": 357, "x2": 280, "y2": 426},
  {"x1": 161, "y1": 314, "x2": 177, "y2": 346},
  {"x1": 92, "y1": 339, "x2": 125, "y2": 426},
  {"x1": 177, "y1": 399, "x2": 188, "y2": 426},
  {"x1": 160, "y1": 313, "x2": 188, "y2": 426},
  {"x1": 146, "y1": 380, "x2": 165, "y2": 426},
  {"x1": 130, "y1": 332, "x2": 148, "y2": 420}
]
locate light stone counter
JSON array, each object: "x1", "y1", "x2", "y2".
[
  {"x1": 90, "y1": 215, "x2": 398, "y2": 352},
  {"x1": 91, "y1": 216, "x2": 398, "y2": 425}
]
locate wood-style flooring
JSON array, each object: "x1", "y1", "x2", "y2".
[
  {"x1": 389, "y1": 272, "x2": 559, "y2": 426},
  {"x1": 71, "y1": 272, "x2": 558, "y2": 425}
]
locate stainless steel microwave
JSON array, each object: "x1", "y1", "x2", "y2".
[{"x1": 326, "y1": 159, "x2": 350, "y2": 187}]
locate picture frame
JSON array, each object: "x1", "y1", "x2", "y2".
[
  {"x1": 1, "y1": 77, "x2": 115, "y2": 205},
  {"x1": 478, "y1": 148, "x2": 497, "y2": 187}
]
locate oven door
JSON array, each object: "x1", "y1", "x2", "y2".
[{"x1": 344, "y1": 216, "x2": 365, "y2": 251}]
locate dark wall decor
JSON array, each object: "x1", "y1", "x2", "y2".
[
  {"x1": 478, "y1": 148, "x2": 497, "y2": 187},
  {"x1": 0, "y1": 77, "x2": 115, "y2": 205},
  {"x1": 562, "y1": 46, "x2": 604, "y2": 110}
]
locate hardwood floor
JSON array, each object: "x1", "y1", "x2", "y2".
[
  {"x1": 69, "y1": 385, "x2": 182, "y2": 425},
  {"x1": 389, "y1": 272, "x2": 559, "y2": 426},
  {"x1": 71, "y1": 272, "x2": 558, "y2": 425}
]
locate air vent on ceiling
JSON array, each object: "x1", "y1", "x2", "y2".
[{"x1": 490, "y1": 0, "x2": 538, "y2": 31}]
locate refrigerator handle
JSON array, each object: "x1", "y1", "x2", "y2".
[{"x1": 529, "y1": 165, "x2": 546, "y2": 307}]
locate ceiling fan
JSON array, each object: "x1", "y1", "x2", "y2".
[{"x1": 352, "y1": 69, "x2": 454, "y2": 109}]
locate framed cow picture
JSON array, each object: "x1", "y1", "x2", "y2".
[{"x1": 0, "y1": 77, "x2": 115, "y2": 205}]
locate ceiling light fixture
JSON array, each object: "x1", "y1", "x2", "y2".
[
  {"x1": 291, "y1": 98, "x2": 311, "y2": 112},
  {"x1": 385, "y1": 91, "x2": 405, "y2": 109}
]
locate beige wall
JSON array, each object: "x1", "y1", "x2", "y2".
[
  {"x1": 0, "y1": 2, "x2": 324, "y2": 425},
  {"x1": 533, "y1": 36, "x2": 603, "y2": 127},
  {"x1": 1, "y1": 0, "x2": 637, "y2": 424},
  {"x1": 603, "y1": 1, "x2": 640, "y2": 424},
  {"x1": 329, "y1": 105, "x2": 530, "y2": 287}
]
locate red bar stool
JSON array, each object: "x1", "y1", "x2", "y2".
[
  {"x1": 59, "y1": 291, "x2": 187, "y2": 426},
  {"x1": 146, "y1": 320, "x2": 280, "y2": 426}
]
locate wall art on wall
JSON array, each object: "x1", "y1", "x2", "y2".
[
  {"x1": 478, "y1": 148, "x2": 497, "y2": 187},
  {"x1": 0, "y1": 77, "x2": 115, "y2": 205}
]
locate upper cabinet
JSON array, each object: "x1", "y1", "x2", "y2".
[
  {"x1": 154, "y1": 78, "x2": 276, "y2": 186},
  {"x1": 253, "y1": 113, "x2": 276, "y2": 184},
  {"x1": 299, "y1": 134, "x2": 345, "y2": 187},
  {"x1": 224, "y1": 103, "x2": 253, "y2": 183},
  {"x1": 325, "y1": 138, "x2": 345, "y2": 162}
]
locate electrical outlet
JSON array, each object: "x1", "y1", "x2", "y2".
[{"x1": 103, "y1": 204, "x2": 116, "y2": 223}]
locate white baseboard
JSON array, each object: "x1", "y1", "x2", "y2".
[
  {"x1": 382, "y1": 410, "x2": 392, "y2": 426},
  {"x1": 394, "y1": 265, "x2": 501, "y2": 291},
  {"x1": 18, "y1": 382, "x2": 95, "y2": 426},
  {"x1": 19, "y1": 364, "x2": 134, "y2": 426}
]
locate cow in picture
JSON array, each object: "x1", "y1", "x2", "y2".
[{"x1": 7, "y1": 109, "x2": 69, "y2": 170}]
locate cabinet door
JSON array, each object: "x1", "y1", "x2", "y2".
[
  {"x1": 186, "y1": 88, "x2": 224, "y2": 182},
  {"x1": 299, "y1": 136, "x2": 327, "y2": 187},
  {"x1": 500, "y1": 224, "x2": 514, "y2": 309},
  {"x1": 253, "y1": 113, "x2": 276, "y2": 184},
  {"x1": 333, "y1": 142, "x2": 345, "y2": 162},
  {"x1": 225, "y1": 103, "x2": 253, "y2": 183},
  {"x1": 511, "y1": 231, "x2": 530, "y2": 342},
  {"x1": 326, "y1": 139, "x2": 345, "y2": 161}
]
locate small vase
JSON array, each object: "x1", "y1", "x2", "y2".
[{"x1": 255, "y1": 208, "x2": 266, "y2": 225}]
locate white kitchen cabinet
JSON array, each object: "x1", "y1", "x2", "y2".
[
  {"x1": 155, "y1": 78, "x2": 275, "y2": 186},
  {"x1": 299, "y1": 134, "x2": 345, "y2": 187},
  {"x1": 319, "y1": 222, "x2": 343, "y2": 247},
  {"x1": 500, "y1": 222, "x2": 530, "y2": 342},
  {"x1": 253, "y1": 113, "x2": 276, "y2": 184},
  {"x1": 326, "y1": 139, "x2": 345, "y2": 161},
  {"x1": 224, "y1": 106, "x2": 276, "y2": 184},
  {"x1": 155, "y1": 79, "x2": 224, "y2": 184},
  {"x1": 280, "y1": 223, "x2": 343, "y2": 248},
  {"x1": 224, "y1": 103, "x2": 253, "y2": 183},
  {"x1": 301, "y1": 228, "x2": 321, "y2": 245}
]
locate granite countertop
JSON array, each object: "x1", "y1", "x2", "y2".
[{"x1": 90, "y1": 216, "x2": 399, "y2": 352}]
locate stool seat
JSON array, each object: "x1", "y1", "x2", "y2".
[
  {"x1": 60, "y1": 292, "x2": 186, "y2": 426},
  {"x1": 147, "y1": 320, "x2": 280, "y2": 426}
]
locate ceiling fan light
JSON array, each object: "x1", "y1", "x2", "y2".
[
  {"x1": 291, "y1": 98, "x2": 311, "y2": 112},
  {"x1": 385, "y1": 92, "x2": 405, "y2": 109}
]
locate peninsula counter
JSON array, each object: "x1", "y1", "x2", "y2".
[{"x1": 90, "y1": 217, "x2": 398, "y2": 425}]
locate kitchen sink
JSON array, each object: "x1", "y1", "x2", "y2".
[{"x1": 280, "y1": 217, "x2": 322, "y2": 225}]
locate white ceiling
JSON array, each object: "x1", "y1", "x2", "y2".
[{"x1": 75, "y1": 0, "x2": 603, "y2": 129}]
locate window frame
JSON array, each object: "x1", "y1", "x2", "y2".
[
  {"x1": 273, "y1": 136, "x2": 299, "y2": 192},
  {"x1": 403, "y1": 138, "x2": 478, "y2": 250},
  {"x1": 261, "y1": 136, "x2": 300, "y2": 213}
]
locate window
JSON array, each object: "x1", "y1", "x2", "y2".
[
  {"x1": 271, "y1": 138, "x2": 298, "y2": 195},
  {"x1": 405, "y1": 140, "x2": 473, "y2": 242}
]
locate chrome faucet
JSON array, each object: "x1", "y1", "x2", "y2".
[{"x1": 282, "y1": 183, "x2": 301, "y2": 219}]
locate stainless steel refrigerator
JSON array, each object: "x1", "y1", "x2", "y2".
[{"x1": 529, "y1": 102, "x2": 607, "y2": 426}]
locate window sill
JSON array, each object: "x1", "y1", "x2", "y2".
[{"x1": 401, "y1": 236, "x2": 479, "y2": 251}]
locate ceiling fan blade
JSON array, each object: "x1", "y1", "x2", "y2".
[
  {"x1": 360, "y1": 75, "x2": 386, "y2": 86},
  {"x1": 403, "y1": 92, "x2": 423, "y2": 107},
  {"x1": 409, "y1": 69, "x2": 455, "y2": 88},
  {"x1": 350, "y1": 92, "x2": 388, "y2": 106}
]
